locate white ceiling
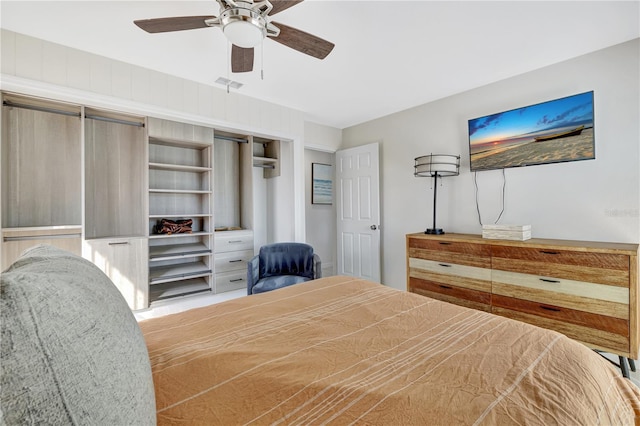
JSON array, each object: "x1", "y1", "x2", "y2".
[{"x1": 1, "y1": 1, "x2": 639, "y2": 129}]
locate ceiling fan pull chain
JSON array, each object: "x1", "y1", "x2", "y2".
[
  {"x1": 261, "y1": 38, "x2": 264, "y2": 80},
  {"x1": 227, "y1": 41, "x2": 231, "y2": 93}
]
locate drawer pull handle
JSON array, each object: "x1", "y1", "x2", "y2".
[
  {"x1": 540, "y1": 305, "x2": 561, "y2": 312},
  {"x1": 438, "y1": 263, "x2": 452, "y2": 268},
  {"x1": 439, "y1": 285, "x2": 453, "y2": 290},
  {"x1": 540, "y1": 250, "x2": 559, "y2": 255},
  {"x1": 439, "y1": 242, "x2": 452, "y2": 245},
  {"x1": 230, "y1": 278, "x2": 244, "y2": 282},
  {"x1": 228, "y1": 240, "x2": 242, "y2": 244},
  {"x1": 539, "y1": 278, "x2": 560, "y2": 284},
  {"x1": 108, "y1": 242, "x2": 129, "y2": 246},
  {"x1": 229, "y1": 259, "x2": 243, "y2": 263}
]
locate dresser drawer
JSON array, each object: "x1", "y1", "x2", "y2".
[
  {"x1": 408, "y1": 257, "x2": 491, "y2": 292},
  {"x1": 492, "y1": 305, "x2": 630, "y2": 355},
  {"x1": 492, "y1": 294, "x2": 628, "y2": 336},
  {"x1": 214, "y1": 250, "x2": 254, "y2": 274},
  {"x1": 491, "y1": 246, "x2": 629, "y2": 287},
  {"x1": 492, "y1": 269, "x2": 629, "y2": 319},
  {"x1": 215, "y1": 270, "x2": 247, "y2": 293},
  {"x1": 408, "y1": 237, "x2": 491, "y2": 256},
  {"x1": 409, "y1": 277, "x2": 491, "y2": 312},
  {"x1": 214, "y1": 230, "x2": 253, "y2": 253}
]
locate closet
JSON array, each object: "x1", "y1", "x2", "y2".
[{"x1": 0, "y1": 91, "x2": 285, "y2": 310}]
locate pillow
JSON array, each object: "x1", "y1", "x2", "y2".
[{"x1": 1, "y1": 245, "x2": 156, "y2": 425}]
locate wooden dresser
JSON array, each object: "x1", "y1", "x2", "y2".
[{"x1": 406, "y1": 233, "x2": 640, "y2": 361}]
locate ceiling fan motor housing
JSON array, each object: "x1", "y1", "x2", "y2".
[{"x1": 208, "y1": 0, "x2": 280, "y2": 48}]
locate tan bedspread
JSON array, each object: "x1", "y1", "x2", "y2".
[{"x1": 140, "y1": 276, "x2": 640, "y2": 425}]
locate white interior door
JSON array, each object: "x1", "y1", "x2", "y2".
[{"x1": 336, "y1": 143, "x2": 381, "y2": 282}]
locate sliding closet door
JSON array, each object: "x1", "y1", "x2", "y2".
[
  {"x1": 1, "y1": 94, "x2": 82, "y2": 269},
  {"x1": 82, "y1": 109, "x2": 148, "y2": 310}
]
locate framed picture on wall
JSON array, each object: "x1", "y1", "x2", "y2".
[{"x1": 312, "y1": 163, "x2": 333, "y2": 205}]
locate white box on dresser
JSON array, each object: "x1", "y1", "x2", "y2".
[{"x1": 482, "y1": 224, "x2": 532, "y2": 241}]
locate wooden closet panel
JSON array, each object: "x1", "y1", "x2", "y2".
[
  {"x1": 85, "y1": 118, "x2": 145, "y2": 238},
  {"x1": 214, "y1": 139, "x2": 240, "y2": 228},
  {"x1": 2, "y1": 106, "x2": 81, "y2": 227}
]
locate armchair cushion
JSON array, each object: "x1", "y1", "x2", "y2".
[
  {"x1": 259, "y1": 243, "x2": 315, "y2": 280},
  {"x1": 251, "y1": 275, "x2": 311, "y2": 294},
  {"x1": 247, "y1": 243, "x2": 321, "y2": 295}
]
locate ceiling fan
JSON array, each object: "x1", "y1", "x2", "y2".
[{"x1": 134, "y1": 0, "x2": 334, "y2": 73}]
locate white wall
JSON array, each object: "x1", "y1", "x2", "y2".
[
  {"x1": 342, "y1": 39, "x2": 640, "y2": 290},
  {"x1": 304, "y1": 121, "x2": 342, "y2": 152},
  {"x1": 305, "y1": 149, "x2": 336, "y2": 277}
]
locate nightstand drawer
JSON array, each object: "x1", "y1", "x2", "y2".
[
  {"x1": 492, "y1": 269, "x2": 629, "y2": 319},
  {"x1": 214, "y1": 250, "x2": 253, "y2": 273}
]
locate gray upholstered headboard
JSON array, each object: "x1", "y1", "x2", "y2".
[{"x1": 1, "y1": 245, "x2": 156, "y2": 425}]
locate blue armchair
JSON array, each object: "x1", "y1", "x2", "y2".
[{"x1": 247, "y1": 243, "x2": 321, "y2": 295}]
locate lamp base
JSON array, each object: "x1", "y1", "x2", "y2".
[{"x1": 425, "y1": 228, "x2": 445, "y2": 235}]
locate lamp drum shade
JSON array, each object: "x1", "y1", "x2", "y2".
[{"x1": 414, "y1": 154, "x2": 460, "y2": 177}]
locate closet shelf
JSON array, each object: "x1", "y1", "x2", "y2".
[
  {"x1": 149, "y1": 261, "x2": 212, "y2": 284},
  {"x1": 1, "y1": 225, "x2": 82, "y2": 233},
  {"x1": 149, "y1": 162, "x2": 211, "y2": 173},
  {"x1": 149, "y1": 214, "x2": 211, "y2": 219},
  {"x1": 149, "y1": 242, "x2": 211, "y2": 261},
  {"x1": 149, "y1": 231, "x2": 213, "y2": 239},
  {"x1": 149, "y1": 189, "x2": 212, "y2": 194},
  {"x1": 149, "y1": 278, "x2": 211, "y2": 302}
]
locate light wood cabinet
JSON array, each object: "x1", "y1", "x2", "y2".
[
  {"x1": 82, "y1": 237, "x2": 148, "y2": 310},
  {"x1": 407, "y1": 233, "x2": 640, "y2": 360},
  {"x1": 147, "y1": 118, "x2": 214, "y2": 303},
  {"x1": 214, "y1": 229, "x2": 253, "y2": 293}
]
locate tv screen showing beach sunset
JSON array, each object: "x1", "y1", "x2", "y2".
[{"x1": 468, "y1": 91, "x2": 595, "y2": 171}]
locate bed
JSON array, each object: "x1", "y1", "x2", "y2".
[
  {"x1": 2, "y1": 246, "x2": 640, "y2": 425},
  {"x1": 141, "y1": 275, "x2": 640, "y2": 425}
]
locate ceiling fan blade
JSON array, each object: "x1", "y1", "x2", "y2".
[
  {"x1": 270, "y1": 22, "x2": 334, "y2": 60},
  {"x1": 134, "y1": 16, "x2": 216, "y2": 33},
  {"x1": 269, "y1": 1, "x2": 304, "y2": 15},
  {"x1": 232, "y1": 45, "x2": 254, "y2": 73}
]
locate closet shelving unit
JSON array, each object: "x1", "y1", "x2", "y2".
[
  {"x1": 252, "y1": 137, "x2": 280, "y2": 178},
  {"x1": 147, "y1": 118, "x2": 215, "y2": 303}
]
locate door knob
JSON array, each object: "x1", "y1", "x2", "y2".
[{"x1": 370, "y1": 225, "x2": 378, "y2": 230}]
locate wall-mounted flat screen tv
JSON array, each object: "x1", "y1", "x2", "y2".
[{"x1": 468, "y1": 91, "x2": 595, "y2": 171}]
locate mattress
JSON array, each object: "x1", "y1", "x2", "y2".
[{"x1": 140, "y1": 275, "x2": 640, "y2": 425}]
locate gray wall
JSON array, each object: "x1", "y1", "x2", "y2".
[
  {"x1": 305, "y1": 149, "x2": 336, "y2": 277},
  {"x1": 342, "y1": 39, "x2": 640, "y2": 290}
]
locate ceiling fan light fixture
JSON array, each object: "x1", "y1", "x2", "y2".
[
  {"x1": 220, "y1": 7, "x2": 266, "y2": 48},
  {"x1": 224, "y1": 20, "x2": 264, "y2": 48}
]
